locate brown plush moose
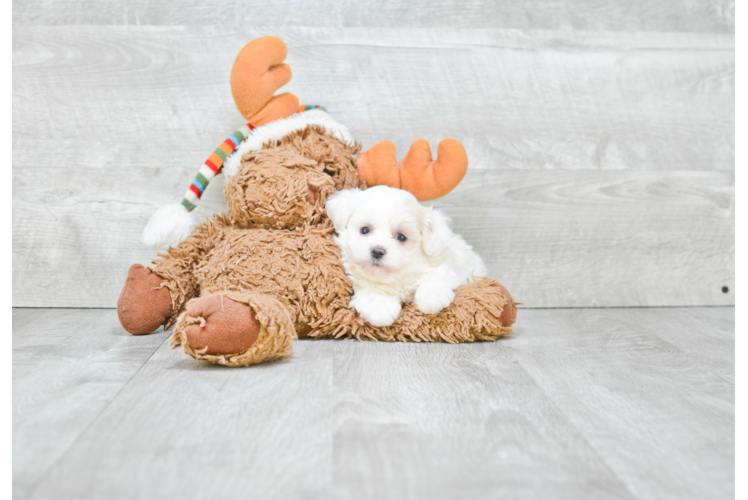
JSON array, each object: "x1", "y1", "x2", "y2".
[{"x1": 116, "y1": 37, "x2": 517, "y2": 367}]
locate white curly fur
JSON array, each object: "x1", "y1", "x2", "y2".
[{"x1": 326, "y1": 186, "x2": 487, "y2": 327}]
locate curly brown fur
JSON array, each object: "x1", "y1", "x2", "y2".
[
  {"x1": 259, "y1": 124, "x2": 362, "y2": 191},
  {"x1": 153, "y1": 126, "x2": 363, "y2": 327},
  {"x1": 155, "y1": 216, "x2": 513, "y2": 349},
  {"x1": 162, "y1": 218, "x2": 513, "y2": 343},
  {"x1": 226, "y1": 149, "x2": 336, "y2": 229},
  {"x1": 152, "y1": 216, "x2": 230, "y2": 328},
  {"x1": 139, "y1": 125, "x2": 515, "y2": 366}
]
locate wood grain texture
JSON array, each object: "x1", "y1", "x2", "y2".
[
  {"x1": 24, "y1": 317, "x2": 338, "y2": 500},
  {"x1": 728, "y1": 172, "x2": 748, "y2": 304},
  {"x1": 13, "y1": 306, "x2": 734, "y2": 500},
  {"x1": 13, "y1": 27, "x2": 734, "y2": 172},
  {"x1": 11, "y1": 26, "x2": 735, "y2": 308},
  {"x1": 12, "y1": 0, "x2": 735, "y2": 33},
  {"x1": 442, "y1": 169, "x2": 735, "y2": 308},
  {"x1": 12, "y1": 164, "x2": 230, "y2": 308},
  {"x1": 508, "y1": 308, "x2": 734, "y2": 500},
  {"x1": 12, "y1": 308, "x2": 169, "y2": 500},
  {"x1": 12, "y1": 308, "x2": 49, "y2": 332},
  {"x1": 733, "y1": 307, "x2": 748, "y2": 410},
  {"x1": 12, "y1": 167, "x2": 734, "y2": 308},
  {"x1": 328, "y1": 337, "x2": 633, "y2": 500}
]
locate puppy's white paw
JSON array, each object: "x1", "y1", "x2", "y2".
[
  {"x1": 350, "y1": 293, "x2": 402, "y2": 327},
  {"x1": 414, "y1": 286, "x2": 456, "y2": 315}
]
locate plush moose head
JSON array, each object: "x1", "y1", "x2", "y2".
[{"x1": 224, "y1": 127, "x2": 361, "y2": 230}]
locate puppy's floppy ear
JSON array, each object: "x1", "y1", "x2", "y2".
[
  {"x1": 325, "y1": 188, "x2": 362, "y2": 233},
  {"x1": 420, "y1": 206, "x2": 452, "y2": 256}
]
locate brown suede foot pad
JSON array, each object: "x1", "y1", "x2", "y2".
[
  {"x1": 117, "y1": 264, "x2": 173, "y2": 335},
  {"x1": 491, "y1": 281, "x2": 518, "y2": 327},
  {"x1": 170, "y1": 291, "x2": 296, "y2": 367},
  {"x1": 183, "y1": 295, "x2": 261, "y2": 355}
]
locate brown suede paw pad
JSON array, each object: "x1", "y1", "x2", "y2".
[
  {"x1": 183, "y1": 295, "x2": 261, "y2": 355},
  {"x1": 491, "y1": 282, "x2": 517, "y2": 327},
  {"x1": 117, "y1": 264, "x2": 173, "y2": 335}
]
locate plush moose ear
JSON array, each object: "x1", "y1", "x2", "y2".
[
  {"x1": 420, "y1": 206, "x2": 453, "y2": 256},
  {"x1": 325, "y1": 188, "x2": 362, "y2": 233}
]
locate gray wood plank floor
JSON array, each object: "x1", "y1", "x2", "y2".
[
  {"x1": 12, "y1": 307, "x2": 734, "y2": 500},
  {"x1": 12, "y1": 309, "x2": 169, "y2": 500}
]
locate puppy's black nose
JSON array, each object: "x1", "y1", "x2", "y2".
[{"x1": 371, "y1": 247, "x2": 386, "y2": 260}]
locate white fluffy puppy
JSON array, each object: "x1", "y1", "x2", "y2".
[{"x1": 326, "y1": 186, "x2": 487, "y2": 327}]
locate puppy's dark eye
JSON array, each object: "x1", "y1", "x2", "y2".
[
  {"x1": 396, "y1": 233, "x2": 407, "y2": 242},
  {"x1": 360, "y1": 227, "x2": 370, "y2": 235}
]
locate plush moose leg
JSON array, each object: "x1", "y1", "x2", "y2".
[
  {"x1": 117, "y1": 218, "x2": 230, "y2": 335},
  {"x1": 117, "y1": 264, "x2": 173, "y2": 335},
  {"x1": 167, "y1": 279, "x2": 516, "y2": 367},
  {"x1": 169, "y1": 291, "x2": 296, "y2": 367}
]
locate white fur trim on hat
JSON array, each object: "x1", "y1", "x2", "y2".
[
  {"x1": 222, "y1": 109, "x2": 354, "y2": 179},
  {"x1": 141, "y1": 203, "x2": 197, "y2": 248}
]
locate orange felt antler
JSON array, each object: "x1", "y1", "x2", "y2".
[
  {"x1": 356, "y1": 138, "x2": 468, "y2": 201},
  {"x1": 230, "y1": 36, "x2": 300, "y2": 126}
]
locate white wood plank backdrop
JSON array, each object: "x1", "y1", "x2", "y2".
[
  {"x1": 12, "y1": 25, "x2": 734, "y2": 308},
  {"x1": 13, "y1": 0, "x2": 735, "y2": 33},
  {"x1": 13, "y1": 166, "x2": 734, "y2": 308},
  {"x1": 13, "y1": 28, "x2": 734, "y2": 171}
]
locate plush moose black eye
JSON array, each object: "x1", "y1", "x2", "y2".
[
  {"x1": 396, "y1": 233, "x2": 407, "y2": 242},
  {"x1": 360, "y1": 227, "x2": 370, "y2": 235}
]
